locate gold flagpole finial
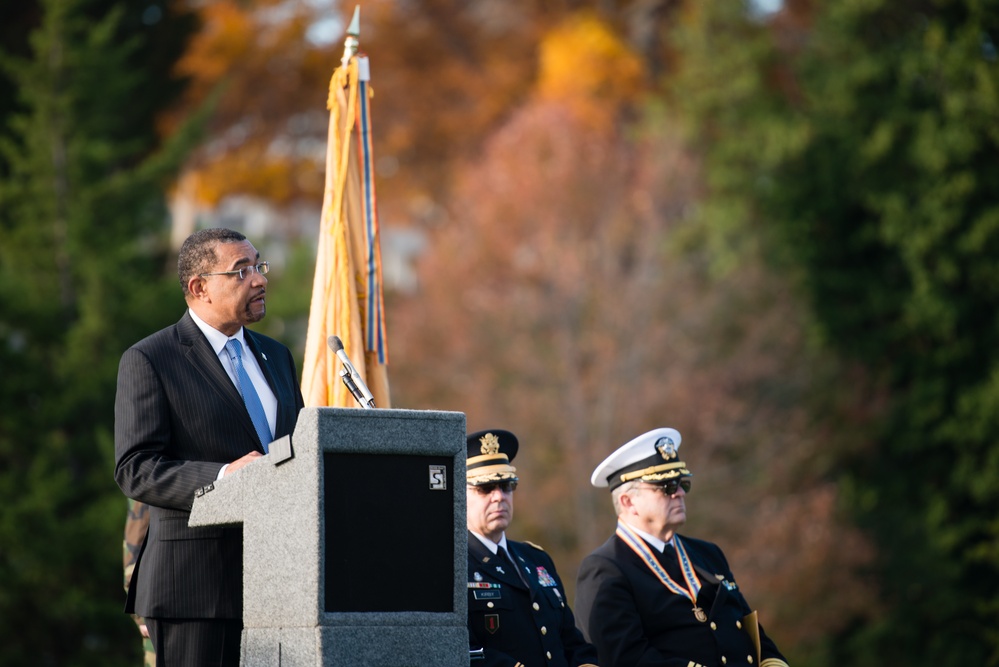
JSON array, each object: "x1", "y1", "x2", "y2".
[{"x1": 340, "y1": 5, "x2": 361, "y2": 68}]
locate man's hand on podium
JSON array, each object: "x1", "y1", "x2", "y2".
[{"x1": 225, "y1": 451, "x2": 263, "y2": 476}]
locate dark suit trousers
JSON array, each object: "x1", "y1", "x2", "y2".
[{"x1": 148, "y1": 618, "x2": 242, "y2": 667}]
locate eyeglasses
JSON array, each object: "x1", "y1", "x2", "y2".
[
  {"x1": 469, "y1": 481, "x2": 518, "y2": 495},
  {"x1": 199, "y1": 262, "x2": 269, "y2": 281},
  {"x1": 635, "y1": 478, "x2": 691, "y2": 497}
]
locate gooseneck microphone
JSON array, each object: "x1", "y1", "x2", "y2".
[{"x1": 327, "y1": 335, "x2": 376, "y2": 409}]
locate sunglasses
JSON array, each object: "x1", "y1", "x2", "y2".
[
  {"x1": 470, "y1": 481, "x2": 518, "y2": 495},
  {"x1": 637, "y1": 478, "x2": 691, "y2": 496}
]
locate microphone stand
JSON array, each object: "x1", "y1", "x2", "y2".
[{"x1": 339, "y1": 367, "x2": 375, "y2": 409}]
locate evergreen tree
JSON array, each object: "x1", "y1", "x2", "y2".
[
  {"x1": 0, "y1": 0, "x2": 196, "y2": 664},
  {"x1": 672, "y1": 1, "x2": 999, "y2": 664}
]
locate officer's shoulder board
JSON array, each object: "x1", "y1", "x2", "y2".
[{"x1": 523, "y1": 540, "x2": 545, "y2": 552}]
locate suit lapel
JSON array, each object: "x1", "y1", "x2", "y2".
[
  {"x1": 177, "y1": 312, "x2": 262, "y2": 448},
  {"x1": 244, "y1": 330, "x2": 296, "y2": 439},
  {"x1": 687, "y1": 548, "x2": 726, "y2": 612},
  {"x1": 505, "y1": 542, "x2": 536, "y2": 593},
  {"x1": 243, "y1": 330, "x2": 274, "y2": 389},
  {"x1": 683, "y1": 538, "x2": 724, "y2": 592},
  {"x1": 468, "y1": 533, "x2": 528, "y2": 591}
]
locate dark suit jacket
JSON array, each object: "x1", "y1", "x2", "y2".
[
  {"x1": 575, "y1": 532, "x2": 787, "y2": 667},
  {"x1": 467, "y1": 532, "x2": 599, "y2": 667},
  {"x1": 114, "y1": 311, "x2": 304, "y2": 619}
]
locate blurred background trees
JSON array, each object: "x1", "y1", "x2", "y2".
[
  {"x1": 0, "y1": 0, "x2": 197, "y2": 664},
  {"x1": 1, "y1": 0, "x2": 997, "y2": 665},
  {"x1": 671, "y1": 1, "x2": 999, "y2": 663}
]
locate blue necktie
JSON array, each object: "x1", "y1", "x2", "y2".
[{"x1": 225, "y1": 338, "x2": 271, "y2": 452}]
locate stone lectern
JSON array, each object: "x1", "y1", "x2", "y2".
[{"x1": 189, "y1": 407, "x2": 469, "y2": 666}]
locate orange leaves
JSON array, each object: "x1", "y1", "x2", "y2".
[
  {"x1": 184, "y1": 141, "x2": 322, "y2": 206},
  {"x1": 174, "y1": 1, "x2": 254, "y2": 91},
  {"x1": 162, "y1": 0, "x2": 335, "y2": 208},
  {"x1": 536, "y1": 11, "x2": 646, "y2": 130}
]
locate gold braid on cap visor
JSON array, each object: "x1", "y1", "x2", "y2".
[
  {"x1": 467, "y1": 462, "x2": 518, "y2": 484},
  {"x1": 468, "y1": 453, "x2": 509, "y2": 467},
  {"x1": 618, "y1": 462, "x2": 691, "y2": 484}
]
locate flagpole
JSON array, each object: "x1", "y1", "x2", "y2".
[
  {"x1": 301, "y1": 4, "x2": 391, "y2": 409},
  {"x1": 341, "y1": 5, "x2": 360, "y2": 68}
]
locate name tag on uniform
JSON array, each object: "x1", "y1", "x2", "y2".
[
  {"x1": 469, "y1": 581, "x2": 502, "y2": 600},
  {"x1": 473, "y1": 589, "x2": 502, "y2": 600}
]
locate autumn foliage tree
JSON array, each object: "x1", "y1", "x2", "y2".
[
  {"x1": 387, "y1": 13, "x2": 874, "y2": 665},
  {"x1": 160, "y1": 0, "x2": 338, "y2": 232},
  {"x1": 162, "y1": 0, "x2": 687, "y2": 232},
  {"x1": 0, "y1": 2, "x2": 952, "y2": 666}
]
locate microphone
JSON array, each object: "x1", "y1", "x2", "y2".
[{"x1": 327, "y1": 335, "x2": 376, "y2": 409}]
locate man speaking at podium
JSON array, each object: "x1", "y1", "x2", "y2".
[
  {"x1": 465, "y1": 428, "x2": 599, "y2": 667},
  {"x1": 114, "y1": 228, "x2": 305, "y2": 667}
]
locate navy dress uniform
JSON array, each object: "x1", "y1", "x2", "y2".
[
  {"x1": 465, "y1": 429, "x2": 599, "y2": 667},
  {"x1": 574, "y1": 428, "x2": 789, "y2": 667}
]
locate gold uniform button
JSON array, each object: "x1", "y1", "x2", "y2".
[
  {"x1": 747, "y1": 656, "x2": 754, "y2": 664},
  {"x1": 541, "y1": 626, "x2": 548, "y2": 635},
  {"x1": 546, "y1": 651, "x2": 552, "y2": 660},
  {"x1": 736, "y1": 620, "x2": 742, "y2": 629},
  {"x1": 487, "y1": 602, "x2": 494, "y2": 608},
  {"x1": 533, "y1": 602, "x2": 540, "y2": 611},
  {"x1": 721, "y1": 657, "x2": 728, "y2": 665},
  {"x1": 710, "y1": 622, "x2": 717, "y2": 630}
]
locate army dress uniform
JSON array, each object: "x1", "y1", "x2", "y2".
[
  {"x1": 464, "y1": 429, "x2": 598, "y2": 667},
  {"x1": 468, "y1": 534, "x2": 597, "y2": 667}
]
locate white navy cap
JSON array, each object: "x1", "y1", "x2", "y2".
[{"x1": 590, "y1": 427, "x2": 691, "y2": 490}]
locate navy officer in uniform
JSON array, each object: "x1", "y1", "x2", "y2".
[
  {"x1": 574, "y1": 428, "x2": 789, "y2": 667},
  {"x1": 466, "y1": 429, "x2": 599, "y2": 667}
]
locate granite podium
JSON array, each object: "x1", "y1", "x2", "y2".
[{"x1": 189, "y1": 407, "x2": 469, "y2": 666}]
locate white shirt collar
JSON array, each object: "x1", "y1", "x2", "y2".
[
  {"x1": 618, "y1": 520, "x2": 673, "y2": 553},
  {"x1": 189, "y1": 308, "x2": 245, "y2": 355},
  {"x1": 469, "y1": 530, "x2": 508, "y2": 555}
]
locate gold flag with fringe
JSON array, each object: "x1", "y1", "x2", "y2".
[{"x1": 301, "y1": 31, "x2": 390, "y2": 409}]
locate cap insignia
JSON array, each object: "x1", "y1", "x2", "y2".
[
  {"x1": 480, "y1": 433, "x2": 501, "y2": 455},
  {"x1": 655, "y1": 436, "x2": 676, "y2": 460}
]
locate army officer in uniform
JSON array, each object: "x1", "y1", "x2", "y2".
[
  {"x1": 466, "y1": 429, "x2": 599, "y2": 667},
  {"x1": 575, "y1": 428, "x2": 789, "y2": 667}
]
